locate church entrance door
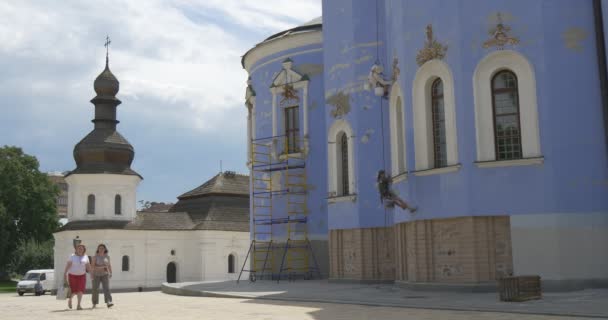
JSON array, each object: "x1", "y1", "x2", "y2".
[{"x1": 167, "y1": 262, "x2": 177, "y2": 283}]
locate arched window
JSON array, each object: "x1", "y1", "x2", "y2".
[
  {"x1": 492, "y1": 70, "x2": 522, "y2": 160},
  {"x1": 114, "y1": 194, "x2": 122, "y2": 215},
  {"x1": 87, "y1": 194, "x2": 95, "y2": 215},
  {"x1": 395, "y1": 98, "x2": 405, "y2": 173},
  {"x1": 473, "y1": 50, "x2": 541, "y2": 164},
  {"x1": 228, "y1": 254, "x2": 235, "y2": 273},
  {"x1": 328, "y1": 119, "x2": 355, "y2": 198},
  {"x1": 339, "y1": 132, "x2": 349, "y2": 196},
  {"x1": 122, "y1": 255, "x2": 130, "y2": 271},
  {"x1": 431, "y1": 78, "x2": 447, "y2": 168},
  {"x1": 412, "y1": 60, "x2": 459, "y2": 172}
]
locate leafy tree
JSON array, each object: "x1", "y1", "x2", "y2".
[
  {"x1": 0, "y1": 146, "x2": 59, "y2": 273},
  {"x1": 11, "y1": 239, "x2": 55, "y2": 276}
]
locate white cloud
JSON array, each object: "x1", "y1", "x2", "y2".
[
  {"x1": 0, "y1": 0, "x2": 321, "y2": 133},
  {"x1": 0, "y1": 0, "x2": 321, "y2": 201}
]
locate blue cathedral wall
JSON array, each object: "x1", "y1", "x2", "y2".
[
  {"x1": 321, "y1": 0, "x2": 608, "y2": 230},
  {"x1": 247, "y1": 41, "x2": 328, "y2": 240}
]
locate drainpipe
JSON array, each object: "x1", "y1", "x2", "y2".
[{"x1": 593, "y1": 0, "x2": 608, "y2": 157}]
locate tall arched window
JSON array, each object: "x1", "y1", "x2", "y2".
[
  {"x1": 228, "y1": 254, "x2": 235, "y2": 273},
  {"x1": 122, "y1": 255, "x2": 130, "y2": 271},
  {"x1": 431, "y1": 78, "x2": 447, "y2": 168},
  {"x1": 492, "y1": 70, "x2": 522, "y2": 160},
  {"x1": 394, "y1": 97, "x2": 405, "y2": 173},
  {"x1": 87, "y1": 194, "x2": 95, "y2": 215},
  {"x1": 114, "y1": 194, "x2": 122, "y2": 215},
  {"x1": 328, "y1": 119, "x2": 355, "y2": 198},
  {"x1": 339, "y1": 132, "x2": 349, "y2": 196}
]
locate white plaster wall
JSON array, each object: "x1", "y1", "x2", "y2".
[
  {"x1": 66, "y1": 174, "x2": 141, "y2": 221},
  {"x1": 511, "y1": 212, "x2": 608, "y2": 281},
  {"x1": 53, "y1": 229, "x2": 250, "y2": 290}
]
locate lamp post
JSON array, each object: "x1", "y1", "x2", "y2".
[{"x1": 73, "y1": 236, "x2": 81, "y2": 249}]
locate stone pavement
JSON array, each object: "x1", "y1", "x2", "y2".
[
  {"x1": 0, "y1": 290, "x2": 603, "y2": 320},
  {"x1": 162, "y1": 280, "x2": 608, "y2": 319}
]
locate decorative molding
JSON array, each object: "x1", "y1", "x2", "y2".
[
  {"x1": 272, "y1": 58, "x2": 304, "y2": 88},
  {"x1": 416, "y1": 24, "x2": 447, "y2": 66},
  {"x1": 328, "y1": 91, "x2": 351, "y2": 118},
  {"x1": 475, "y1": 157, "x2": 544, "y2": 168},
  {"x1": 483, "y1": 13, "x2": 519, "y2": 50},
  {"x1": 243, "y1": 31, "x2": 322, "y2": 72},
  {"x1": 271, "y1": 58, "x2": 310, "y2": 158},
  {"x1": 413, "y1": 164, "x2": 461, "y2": 176}
]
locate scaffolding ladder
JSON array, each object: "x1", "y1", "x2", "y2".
[
  {"x1": 238, "y1": 138, "x2": 274, "y2": 282},
  {"x1": 238, "y1": 136, "x2": 321, "y2": 283}
]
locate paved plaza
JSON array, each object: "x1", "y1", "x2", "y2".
[
  {"x1": 0, "y1": 290, "x2": 605, "y2": 320},
  {"x1": 164, "y1": 280, "x2": 608, "y2": 319}
]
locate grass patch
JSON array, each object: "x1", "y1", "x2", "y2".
[{"x1": 0, "y1": 280, "x2": 17, "y2": 293}]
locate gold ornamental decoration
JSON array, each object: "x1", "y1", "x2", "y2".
[
  {"x1": 280, "y1": 84, "x2": 299, "y2": 105},
  {"x1": 416, "y1": 24, "x2": 448, "y2": 66},
  {"x1": 483, "y1": 13, "x2": 519, "y2": 49}
]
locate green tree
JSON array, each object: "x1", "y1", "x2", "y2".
[
  {"x1": 11, "y1": 239, "x2": 55, "y2": 276},
  {"x1": 0, "y1": 146, "x2": 59, "y2": 273}
]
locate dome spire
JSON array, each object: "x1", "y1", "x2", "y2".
[{"x1": 104, "y1": 35, "x2": 111, "y2": 68}]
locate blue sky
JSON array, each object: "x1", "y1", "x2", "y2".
[{"x1": 0, "y1": 0, "x2": 321, "y2": 205}]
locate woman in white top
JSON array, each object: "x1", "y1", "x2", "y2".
[{"x1": 63, "y1": 244, "x2": 90, "y2": 310}]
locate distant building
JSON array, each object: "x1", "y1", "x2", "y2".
[
  {"x1": 53, "y1": 53, "x2": 250, "y2": 291},
  {"x1": 47, "y1": 171, "x2": 69, "y2": 218}
]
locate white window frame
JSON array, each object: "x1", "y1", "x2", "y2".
[
  {"x1": 328, "y1": 119, "x2": 355, "y2": 197},
  {"x1": 246, "y1": 97, "x2": 256, "y2": 166},
  {"x1": 271, "y1": 60, "x2": 309, "y2": 159},
  {"x1": 412, "y1": 59, "x2": 459, "y2": 173},
  {"x1": 473, "y1": 50, "x2": 542, "y2": 166},
  {"x1": 389, "y1": 83, "x2": 407, "y2": 182}
]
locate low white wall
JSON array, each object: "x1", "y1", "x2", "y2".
[
  {"x1": 511, "y1": 212, "x2": 608, "y2": 282},
  {"x1": 54, "y1": 229, "x2": 250, "y2": 290}
]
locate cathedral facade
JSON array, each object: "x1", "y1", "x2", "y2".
[{"x1": 244, "y1": 0, "x2": 608, "y2": 289}]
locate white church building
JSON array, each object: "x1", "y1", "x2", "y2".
[{"x1": 53, "y1": 54, "x2": 250, "y2": 290}]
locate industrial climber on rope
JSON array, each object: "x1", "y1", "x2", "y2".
[{"x1": 377, "y1": 170, "x2": 417, "y2": 213}]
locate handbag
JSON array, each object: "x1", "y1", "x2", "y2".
[
  {"x1": 56, "y1": 286, "x2": 65, "y2": 300},
  {"x1": 56, "y1": 281, "x2": 70, "y2": 300}
]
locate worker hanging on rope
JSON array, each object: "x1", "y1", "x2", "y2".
[{"x1": 377, "y1": 170, "x2": 417, "y2": 213}]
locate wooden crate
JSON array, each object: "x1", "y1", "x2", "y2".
[{"x1": 498, "y1": 275, "x2": 542, "y2": 302}]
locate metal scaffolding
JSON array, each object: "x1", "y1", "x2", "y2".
[{"x1": 238, "y1": 135, "x2": 321, "y2": 283}]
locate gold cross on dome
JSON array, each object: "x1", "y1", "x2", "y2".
[{"x1": 104, "y1": 36, "x2": 111, "y2": 57}]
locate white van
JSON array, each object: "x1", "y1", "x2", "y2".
[{"x1": 16, "y1": 269, "x2": 55, "y2": 296}]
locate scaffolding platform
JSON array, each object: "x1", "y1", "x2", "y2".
[{"x1": 239, "y1": 135, "x2": 321, "y2": 283}]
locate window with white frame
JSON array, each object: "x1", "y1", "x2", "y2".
[
  {"x1": 328, "y1": 119, "x2": 355, "y2": 197},
  {"x1": 473, "y1": 50, "x2": 541, "y2": 164},
  {"x1": 284, "y1": 105, "x2": 300, "y2": 154},
  {"x1": 412, "y1": 60, "x2": 458, "y2": 171},
  {"x1": 338, "y1": 132, "x2": 349, "y2": 195},
  {"x1": 431, "y1": 78, "x2": 447, "y2": 168},
  {"x1": 492, "y1": 70, "x2": 522, "y2": 160}
]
